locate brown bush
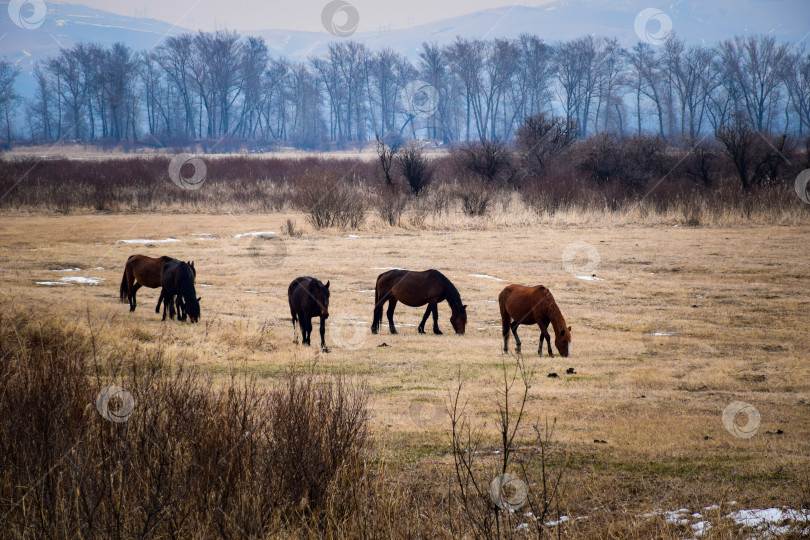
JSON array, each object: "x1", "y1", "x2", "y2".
[
  {"x1": 0, "y1": 307, "x2": 370, "y2": 538},
  {"x1": 294, "y1": 171, "x2": 369, "y2": 229}
]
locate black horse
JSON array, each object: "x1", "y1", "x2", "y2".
[
  {"x1": 288, "y1": 276, "x2": 330, "y2": 351},
  {"x1": 158, "y1": 259, "x2": 201, "y2": 323}
]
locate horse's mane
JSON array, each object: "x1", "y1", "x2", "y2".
[{"x1": 440, "y1": 273, "x2": 463, "y2": 311}]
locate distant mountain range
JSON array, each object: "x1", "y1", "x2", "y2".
[{"x1": 2, "y1": 0, "x2": 809, "y2": 98}]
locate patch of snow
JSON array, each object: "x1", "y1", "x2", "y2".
[
  {"x1": 92, "y1": 266, "x2": 105, "y2": 270},
  {"x1": 346, "y1": 234, "x2": 360, "y2": 238},
  {"x1": 61, "y1": 277, "x2": 104, "y2": 285},
  {"x1": 198, "y1": 284, "x2": 211, "y2": 287},
  {"x1": 52, "y1": 268, "x2": 81, "y2": 272},
  {"x1": 545, "y1": 516, "x2": 569, "y2": 526},
  {"x1": 191, "y1": 233, "x2": 212, "y2": 236},
  {"x1": 651, "y1": 332, "x2": 679, "y2": 336},
  {"x1": 576, "y1": 275, "x2": 603, "y2": 281},
  {"x1": 234, "y1": 231, "x2": 275, "y2": 238},
  {"x1": 515, "y1": 523, "x2": 528, "y2": 531},
  {"x1": 245, "y1": 290, "x2": 260, "y2": 294},
  {"x1": 692, "y1": 520, "x2": 711, "y2": 536},
  {"x1": 116, "y1": 238, "x2": 180, "y2": 244},
  {"x1": 728, "y1": 508, "x2": 810, "y2": 529},
  {"x1": 37, "y1": 281, "x2": 68, "y2": 286},
  {"x1": 468, "y1": 273, "x2": 506, "y2": 281},
  {"x1": 358, "y1": 289, "x2": 375, "y2": 293}
]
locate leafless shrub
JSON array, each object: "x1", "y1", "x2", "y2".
[
  {"x1": 452, "y1": 140, "x2": 518, "y2": 186},
  {"x1": 376, "y1": 185, "x2": 409, "y2": 226},
  {"x1": 294, "y1": 171, "x2": 368, "y2": 229},
  {"x1": 0, "y1": 307, "x2": 370, "y2": 538},
  {"x1": 451, "y1": 356, "x2": 569, "y2": 539},
  {"x1": 716, "y1": 120, "x2": 797, "y2": 190},
  {"x1": 515, "y1": 112, "x2": 578, "y2": 173},
  {"x1": 281, "y1": 217, "x2": 303, "y2": 237},
  {"x1": 396, "y1": 142, "x2": 433, "y2": 195},
  {"x1": 456, "y1": 177, "x2": 495, "y2": 216},
  {"x1": 376, "y1": 134, "x2": 401, "y2": 186}
]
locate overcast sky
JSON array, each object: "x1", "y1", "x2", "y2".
[{"x1": 51, "y1": 0, "x2": 556, "y2": 32}]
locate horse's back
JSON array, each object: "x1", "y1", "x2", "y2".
[
  {"x1": 500, "y1": 284, "x2": 553, "y2": 323},
  {"x1": 384, "y1": 269, "x2": 447, "y2": 306}
]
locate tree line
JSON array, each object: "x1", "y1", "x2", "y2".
[{"x1": 0, "y1": 31, "x2": 809, "y2": 148}]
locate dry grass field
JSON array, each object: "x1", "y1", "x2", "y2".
[{"x1": 1, "y1": 207, "x2": 809, "y2": 537}]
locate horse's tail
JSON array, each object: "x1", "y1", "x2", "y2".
[
  {"x1": 498, "y1": 287, "x2": 511, "y2": 335},
  {"x1": 119, "y1": 269, "x2": 128, "y2": 302}
]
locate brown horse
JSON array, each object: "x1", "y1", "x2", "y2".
[
  {"x1": 372, "y1": 269, "x2": 467, "y2": 335},
  {"x1": 119, "y1": 254, "x2": 195, "y2": 313},
  {"x1": 498, "y1": 284, "x2": 572, "y2": 357},
  {"x1": 288, "y1": 277, "x2": 330, "y2": 352}
]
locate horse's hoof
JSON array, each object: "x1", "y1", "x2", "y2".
[
  {"x1": 418, "y1": 327, "x2": 426, "y2": 334},
  {"x1": 322, "y1": 347, "x2": 330, "y2": 353},
  {"x1": 434, "y1": 330, "x2": 443, "y2": 335},
  {"x1": 371, "y1": 328, "x2": 378, "y2": 335},
  {"x1": 390, "y1": 329, "x2": 398, "y2": 335}
]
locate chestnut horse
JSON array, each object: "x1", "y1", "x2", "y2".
[
  {"x1": 498, "y1": 284, "x2": 572, "y2": 357},
  {"x1": 372, "y1": 269, "x2": 467, "y2": 335},
  {"x1": 288, "y1": 277, "x2": 330, "y2": 351},
  {"x1": 119, "y1": 255, "x2": 195, "y2": 313}
]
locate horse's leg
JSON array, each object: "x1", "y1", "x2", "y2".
[
  {"x1": 155, "y1": 290, "x2": 163, "y2": 314},
  {"x1": 291, "y1": 309, "x2": 299, "y2": 344},
  {"x1": 319, "y1": 315, "x2": 329, "y2": 352},
  {"x1": 168, "y1": 295, "x2": 176, "y2": 320},
  {"x1": 303, "y1": 318, "x2": 312, "y2": 346},
  {"x1": 131, "y1": 282, "x2": 142, "y2": 312},
  {"x1": 431, "y1": 302, "x2": 442, "y2": 335},
  {"x1": 418, "y1": 304, "x2": 432, "y2": 334},
  {"x1": 372, "y1": 295, "x2": 384, "y2": 334},
  {"x1": 386, "y1": 298, "x2": 398, "y2": 334},
  {"x1": 510, "y1": 322, "x2": 522, "y2": 353},
  {"x1": 539, "y1": 322, "x2": 553, "y2": 357},
  {"x1": 161, "y1": 294, "x2": 169, "y2": 321},
  {"x1": 501, "y1": 313, "x2": 511, "y2": 353},
  {"x1": 176, "y1": 296, "x2": 185, "y2": 321}
]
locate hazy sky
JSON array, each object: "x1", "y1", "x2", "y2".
[{"x1": 51, "y1": 0, "x2": 556, "y2": 32}]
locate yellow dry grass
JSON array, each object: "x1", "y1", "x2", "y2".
[{"x1": 1, "y1": 210, "x2": 808, "y2": 522}]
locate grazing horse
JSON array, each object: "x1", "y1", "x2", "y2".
[
  {"x1": 288, "y1": 277, "x2": 330, "y2": 351},
  {"x1": 371, "y1": 269, "x2": 467, "y2": 335},
  {"x1": 120, "y1": 254, "x2": 172, "y2": 312},
  {"x1": 158, "y1": 259, "x2": 201, "y2": 323},
  {"x1": 498, "y1": 284, "x2": 572, "y2": 357}
]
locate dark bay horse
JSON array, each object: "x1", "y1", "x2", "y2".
[
  {"x1": 120, "y1": 254, "x2": 172, "y2": 312},
  {"x1": 158, "y1": 259, "x2": 201, "y2": 323},
  {"x1": 498, "y1": 284, "x2": 571, "y2": 357},
  {"x1": 372, "y1": 269, "x2": 467, "y2": 335},
  {"x1": 288, "y1": 277, "x2": 330, "y2": 351}
]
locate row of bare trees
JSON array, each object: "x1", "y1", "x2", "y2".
[{"x1": 2, "y1": 31, "x2": 809, "y2": 147}]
